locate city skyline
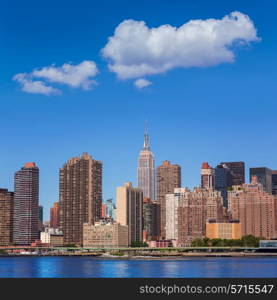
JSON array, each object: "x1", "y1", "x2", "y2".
[{"x1": 1, "y1": 0, "x2": 277, "y2": 221}]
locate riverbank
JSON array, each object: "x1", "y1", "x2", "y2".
[{"x1": 1, "y1": 252, "x2": 277, "y2": 258}]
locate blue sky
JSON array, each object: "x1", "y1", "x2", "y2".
[{"x1": 0, "y1": 0, "x2": 276, "y2": 220}]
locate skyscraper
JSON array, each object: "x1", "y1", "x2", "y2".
[
  {"x1": 272, "y1": 170, "x2": 277, "y2": 195},
  {"x1": 105, "y1": 198, "x2": 116, "y2": 220},
  {"x1": 116, "y1": 182, "x2": 143, "y2": 244},
  {"x1": 39, "y1": 205, "x2": 43, "y2": 231},
  {"x1": 142, "y1": 197, "x2": 160, "y2": 241},
  {"x1": 229, "y1": 176, "x2": 276, "y2": 239},
  {"x1": 215, "y1": 164, "x2": 232, "y2": 208},
  {"x1": 50, "y1": 202, "x2": 60, "y2": 229},
  {"x1": 137, "y1": 126, "x2": 155, "y2": 201},
  {"x1": 156, "y1": 160, "x2": 181, "y2": 238},
  {"x1": 201, "y1": 162, "x2": 215, "y2": 189},
  {"x1": 249, "y1": 167, "x2": 272, "y2": 194},
  {"x1": 0, "y1": 188, "x2": 14, "y2": 246},
  {"x1": 220, "y1": 161, "x2": 245, "y2": 185},
  {"x1": 59, "y1": 153, "x2": 102, "y2": 246},
  {"x1": 13, "y1": 162, "x2": 39, "y2": 245},
  {"x1": 166, "y1": 187, "x2": 224, "y2": 246}
]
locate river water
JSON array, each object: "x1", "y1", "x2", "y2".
[{"x1": 0, "y1": 257, "x2": 276, "y2": 278}]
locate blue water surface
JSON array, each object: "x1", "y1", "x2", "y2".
[{"x1": 0, "y1": 257, "x2": 276, "y2": 278}]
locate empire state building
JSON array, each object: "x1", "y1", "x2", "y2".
[{"x1": 137, "y1": 127, "x2": 155, "y2": 201}]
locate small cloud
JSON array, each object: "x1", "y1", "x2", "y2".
[
  {"x1": 13, "y1": 60, "x2": 99, "y2": 95},
  {"x1": 32, "y1": 60, "x2": 99, "y2": 90},
  {"x1": 13, "y1": 73, "x2": 60, "y2": 96},
  {"x1": 134, "y1": 78, "x2": 152, "y2": 89}
]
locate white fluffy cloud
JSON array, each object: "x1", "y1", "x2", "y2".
[
  {"x1": 13, "y1": 60, "x2": 99, "y2": 95},
  {"x1": 102, "y1": 11, "x2": 260, "y2": 79},
  {"x1": 134, "y1": 78, "x2": 152, "y2": 89},
  {"x1": 13, "y1": 73, "x2": 60, "y2": 96}
]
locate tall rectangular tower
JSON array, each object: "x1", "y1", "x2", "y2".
[
  {"x1": 137, "y1": 127, "x2": 155, "y2": 201},
  {"x1": 50, "y1": 202, "x2": 60, "y2": 229},
  {"x1": 59, "y1": 152, "x2": 102, "y2": 246},
  {"x1": 156, "y1": 160, "x2": 181, "y2": 238},
  {"x1": 249, "y1": 167, "x2": 272, "y2": 194},
  {"x1": 220, "y1": 161, "x2": 245, "y2": 185},
  {"x1": 0, "y1": 189, "x2": 14, "y2": 246},
  {"x1": 13, "y1": 162, "x2": 39, "y2": 245},
  {"x1": 116, "y1": 182, "x2": 143, "y2": 244},
  {"x1": 272, "y1": 170, "x2": 277, "y2": 195},
  {"x1": 229, "y1": 176, "x2": 276, "y2": 239}
]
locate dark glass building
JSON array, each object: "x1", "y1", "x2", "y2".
[
  {"x1": 13, "y1": 162, "x2": 39, "y2": 245},
  {"x1": 220, "y1": 161, "x2": 245, "y2": 186},
  {"x1": 142, "y1": 198, "x2": 160, "y2": 241},
  {"x1": 272, "y1": 170, "x2": 277, "y2": 195},
  {"x1": 249, "y1": 167, "x2": 272, "y2": 194},
  {"x1": 215, "y1": 164, "x2": 232, "y2": 208}
]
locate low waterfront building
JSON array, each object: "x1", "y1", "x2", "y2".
[
  {"x1": 83, "y1": 221, "x2": 128, "y2": 248},
  {"x1": 40, "y1": 228, "x2": 64, "y2": 246},
  {"x1": 205, "y1": 221, "x2": 242, "y2": 239},
  {"x1": 259, "y1": 240, "x2": 277, "y2": 248},
  {"x1": 147, "y1": 240, "x2": 172, "y2": 248}
]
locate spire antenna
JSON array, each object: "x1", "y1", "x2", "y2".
[{"x1": 143, "y1": 120, "x2": 150, "y2": 150}]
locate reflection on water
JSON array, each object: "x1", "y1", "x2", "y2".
[{"x1": 0, "y1": 257, "x2": 276, "y2": 278}]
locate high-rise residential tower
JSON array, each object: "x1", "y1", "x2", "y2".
[
  {"x1": 220, "y1": 161, "x2": 245, "y2": 185},
  {"x1": 13, "y1": 162, "x2": 39, "y2": 245},
  {"x1": 137, "y1": 126, "x2": 155, "y2": 201},
  {"x1": 116, "y1": 182, "x2": 143, "y2": 244},
  {"x1": 156, "y1": 160, "x2": 181, "y2": 238},
  {"x1": 59, "y1": 153, "x2": 102, "y2": 246},
  {"x1": 249, "y1": 167, "x2": 272, "y2": 194},
  {"x1": 201, "y1": 162, "x2": 215, "y2": 189},
  {"x1": 50, "y1": 202, "x2": 60, "y2": 229},
  {"x1": 165, "y1": 187, "x2": 224, "y2": 246},
  {"x1": 229, "y1": 176, "x2": 276, "y2": 239},
  {"x1": 0, "y1": 189, "x2": 14, "y2": 246}
]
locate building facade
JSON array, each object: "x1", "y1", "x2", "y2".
[
  {"x1": 59, "y1": 153, "x2": 102, "y2": 246},
  {"x1": 38, "y1": 205, "x2": 43, "y2": 232},
  {"x1": 164, "y1": 187, "x2": 224, "y2": 246},
  {"x1": 272, "y1": 170, "x2": 277, "y2": 195},
  {"x1": 116, "y1": 182, "x2": 143, "y2": 244},
  {"x1": 142, "y1": 198, "x2": 160, "y2": 241},
  {"x1": 229, "y1": 176, "x2": 276, "y2": 239},
  {"x1": 249, "y1": 167, "x2": 272, "y2": 194},
  {"x1": 201, "y1": 162, "x2": 215, "y2": 189},
  {"x1": 50, "y1": 202, "x2": 60, "y2": 229},
  {"x1": 13, "y1": 162, "x2": 39, "y2": 245},
  {"x1": 156, "y1": 160, "x2": 181, "y2": 238},
  {"x1": 220, "y1": 161, "x2": 245, "y2": 186},
  {"x1": 206, "y1": 221, "x2": 242, "y2": 239},
  {"x1": 83, "y1": 221, "x2": 128, "y2": 248},
  {"x1": 215, "y1": 164, "x2": 232, "y2": 208},
  {"x1": 177, "y1": 188, "x2": 224, "y2": 245},
  {"x1": 0, "y1": 189, "x2": 14, "y2": 246},
  {"x1": 105, "y1": 198, "x2": 116, "y2": 220},
  {"x1": 137, "y1": 127, "x2": 155, "y2": 201}
]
